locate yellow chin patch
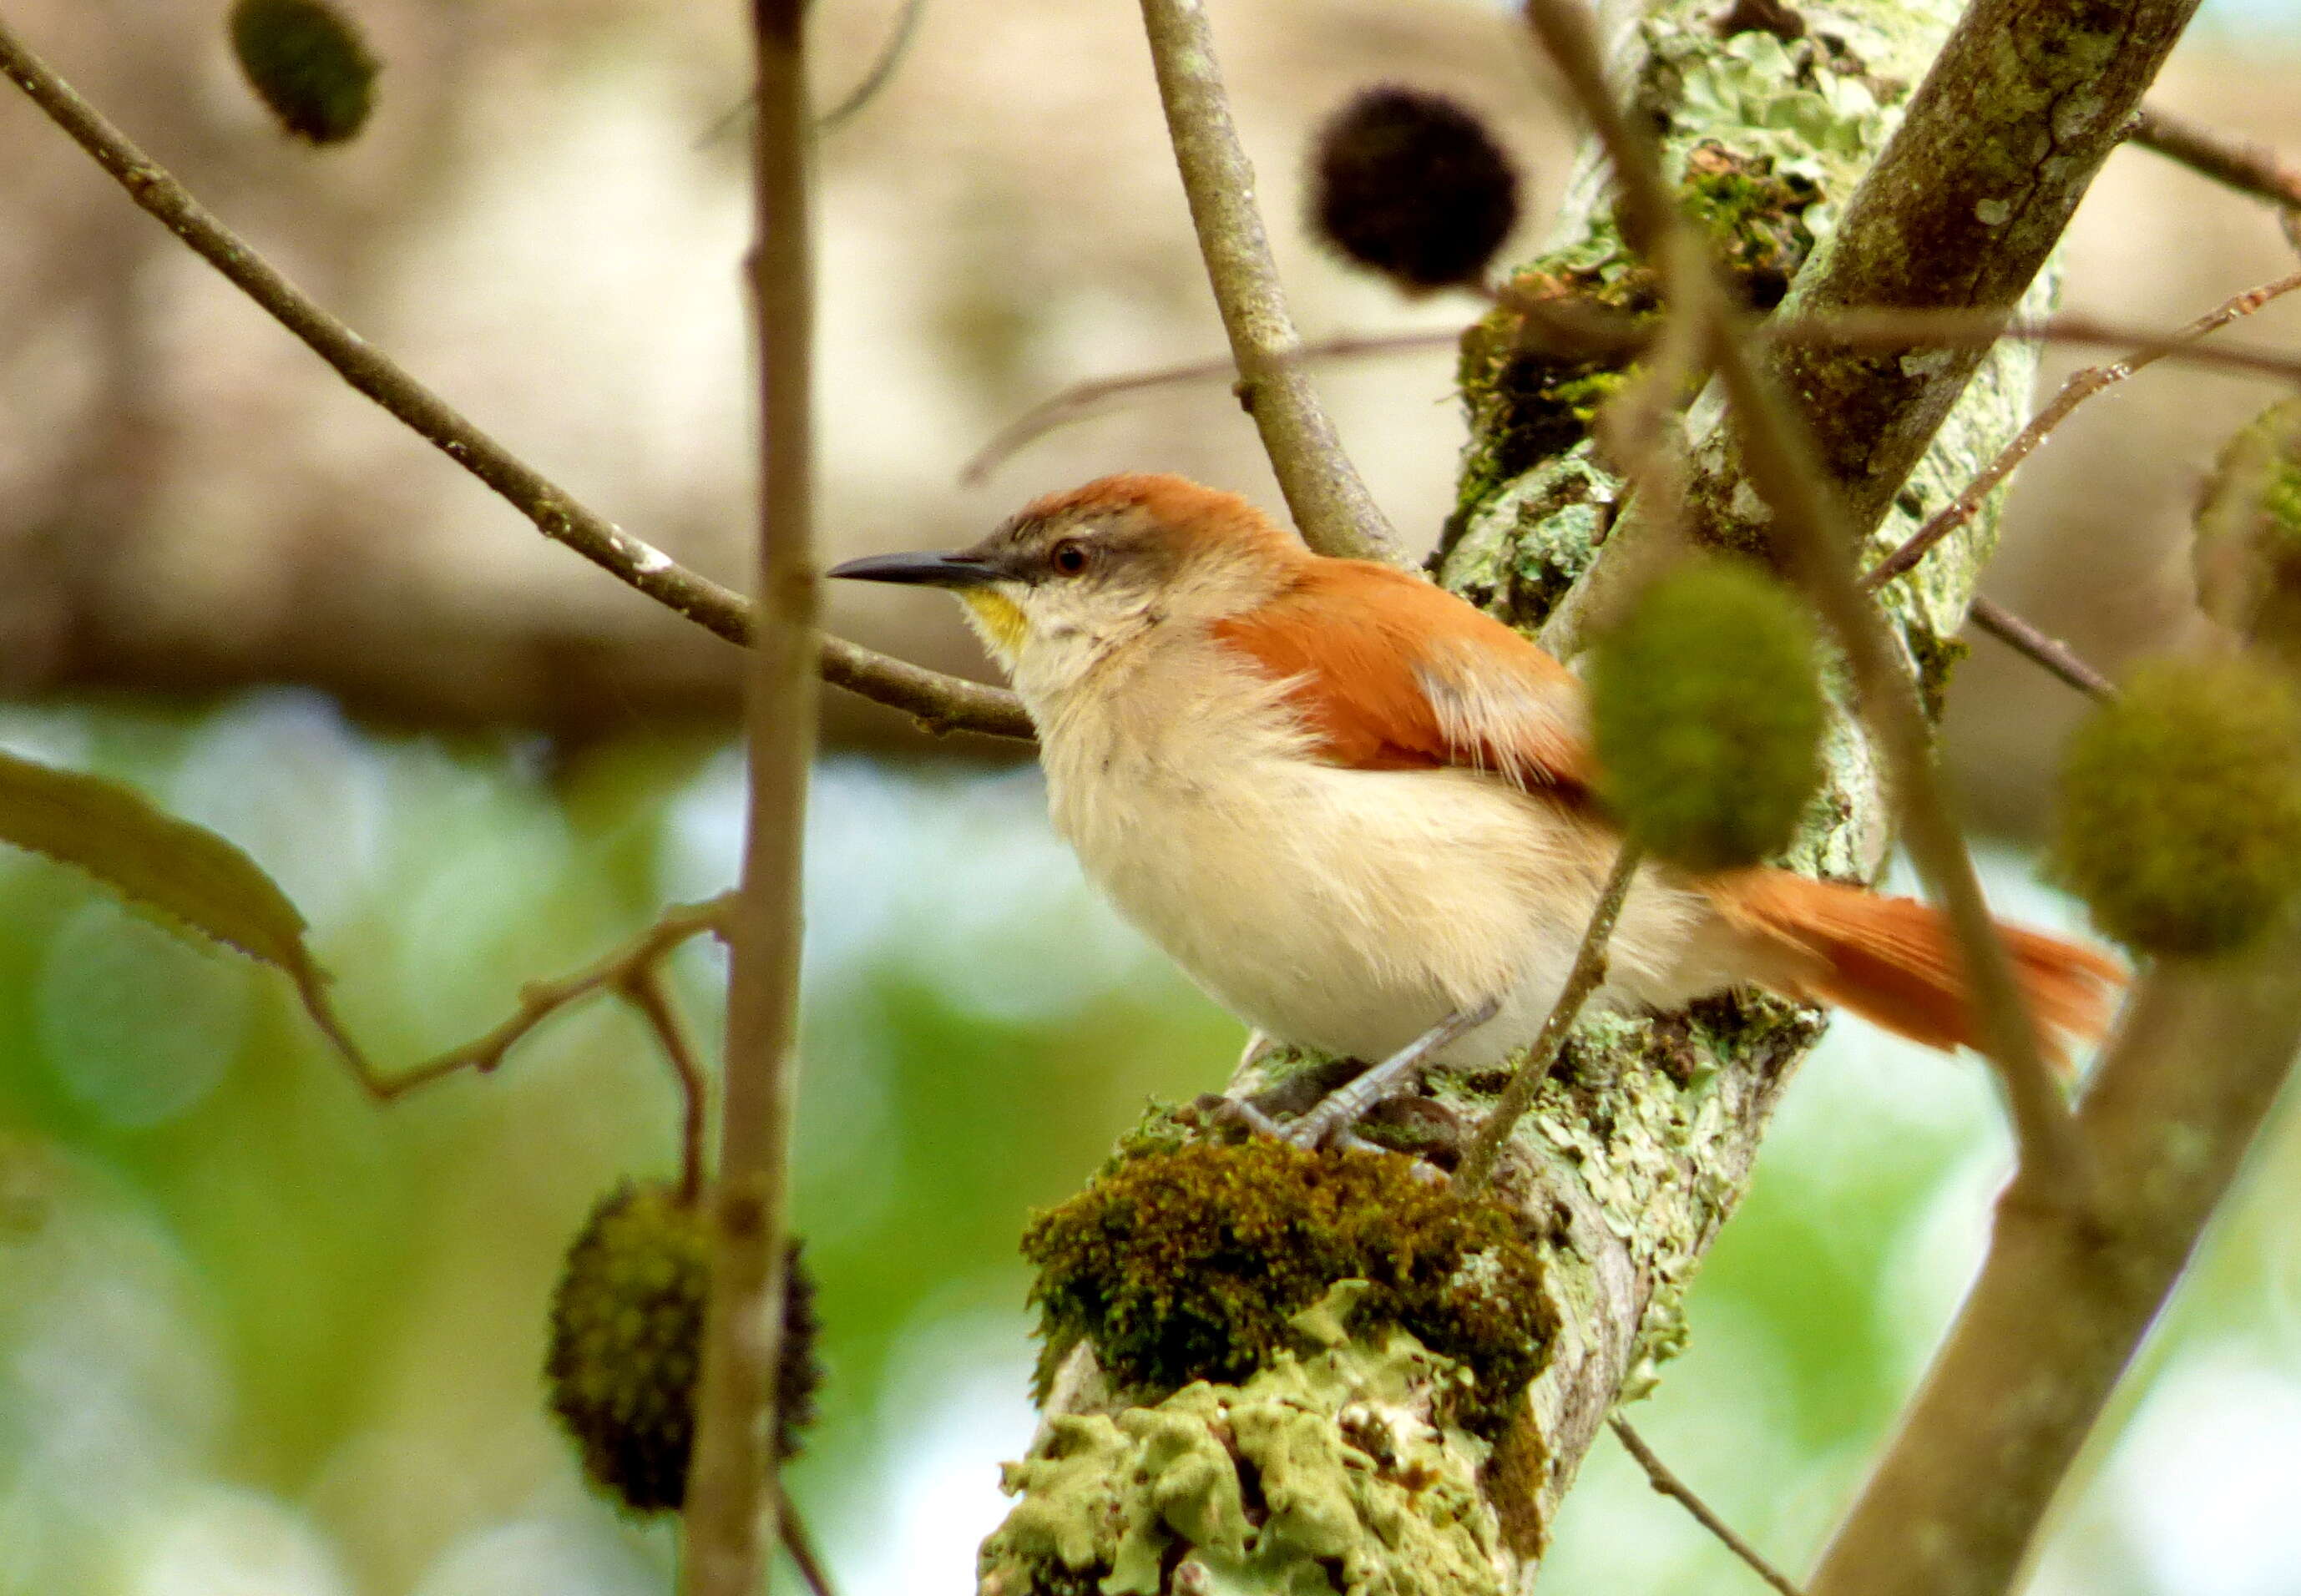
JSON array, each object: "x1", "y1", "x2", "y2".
[{"x1": 958, "y1": 588, "x2": 1029, "y2": 662}]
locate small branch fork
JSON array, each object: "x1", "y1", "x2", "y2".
[
  {"x1": 0, "y1": 16, "x2": 1032, "y2": 745},
  {"x1": 341, "y1": 895, "x2": 729, "y2": 1183},
  {"x1": 1610, "y1": 1416, "x2": 1805, "y2": 1596}
]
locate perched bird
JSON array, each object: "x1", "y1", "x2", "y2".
[{"x1": 831, "y1": 473, "x2": 2120, "y2": 1143}]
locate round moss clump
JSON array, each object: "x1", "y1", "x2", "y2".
[
  {"x1": 2194, "y1": 396, "x2": 2301, "y2": 641},
  {"x1": 2051, "y1": 654, "x2": 2301, "y2": 956},
  {"x1": 229, "y1": 0, "x2": 377, "y2": 145},
  {"x1": 544, "y1": 1181, "x2": 822, "y2": 1513},
  {"x1": 1022, "y1": 1140, "x2": 1550, "y2": 1437},
  {"x1": 1309, "y1": 86, "x2": 1520, "y2": 291},
  {"x1": 1590, "y1": 558, "x2": 1827, "y2": 871}
]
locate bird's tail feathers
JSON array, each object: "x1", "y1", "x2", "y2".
[{"x1": 1710, "y1": 870, "x2": 2124, "y2": 1073}]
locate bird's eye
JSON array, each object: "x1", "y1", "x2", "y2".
[{"x1": 1049, "y1": 539, "x2": 1090, "y2": 576}]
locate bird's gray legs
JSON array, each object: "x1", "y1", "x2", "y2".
[{"x1": 1279, "y1": 997, "x2": 1502, "y2": 1149}]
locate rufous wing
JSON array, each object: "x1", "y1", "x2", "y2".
[{"x1": 1212, "y1": 560, "x2": 1594, "y2": 790}]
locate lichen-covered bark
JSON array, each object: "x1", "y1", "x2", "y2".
[{"x1": 978, "y1": 0, "x2": 2082, "y2": 1589}]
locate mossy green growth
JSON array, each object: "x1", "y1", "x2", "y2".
[
  {"x1": 1678, "y1": 141, "x2": 1818, "y2": 308},
  {"x1": 2196, "y1": 397, "x2": 2301, "y2": 644},
  {"x1": 544, "y1": 1181, "x2": 822, "y2": 1513},
  {"x1": 229, "y1": 0, "x2": 377, "y2": 145},
  {"x1": 1456, "y1": 260, "x2": 1655, "y2": 503},
  {"x1": 2051, "y1": 654, "x2": 2301, "y2": 957},
  {"x1": 1454, "y1": 141, "x2": 1815, "y2": 521},
  {"x1": 983, "y1": 1288, "x2": 1506, "y2": 1596},
  {"x1": 1590, "y1": 557, "x2": 1828, "y2": 871},
  {"x1": 1021, "y1": 1142, "x2": 1550, "y2": 1437}
]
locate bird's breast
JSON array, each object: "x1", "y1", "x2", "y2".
[{"x1": 1034, "y1": 680, "x2": 1652, "y2": 1063}]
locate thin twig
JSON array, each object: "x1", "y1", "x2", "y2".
[
  {"x1": 2130, "y1": 104, "x2": 2301, "y2": 212},
  {"x1": 778, "y1": 1485, "x2": 839, "y2": 1596},
  {"x1": 964, "y1": 298, "x2": 2301, "y2": 497},
  {"x1": 1457, "y1": 843, "x2": 1643, "y2": 1193},
  {"x1": 680, "y1": 0, "x2": 817, "y2": 1588},
  {"x1": 1610, "y1": 1417, "x2": 1804, "y2": 1596},
  {"x1": 0, "y1": 17, "x2": 1032, "y2": 744},
  {"x1": 958, "y1": 331, "x2": 1448, "y2": 486},
  {"x1": 1135, "y1": 0, "x2": 1400, "y2": 563},
  {"x1": 622, "y1": 966, "x2": 714, "y2": 1205},
  {"x1": 1965, "y1": 597, "x2": 2116, "y2": 700},
  {"x1": 1523, "y1": 0, "x2": 2087, "y2": 1197},
  {"x1": 1864, "y1": 266, "x2": 2301, "y2": 589},
  {"x1": 1768, "y1": 306, "x2": 2301, "y2": 385},
  {"x1": 334, "y1": 896, "x2": 731, "y2": 1103},
  {"x1": 817, "y1": 0, "x2": 927, "y2": 132}
]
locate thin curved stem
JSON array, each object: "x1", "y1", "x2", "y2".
[
  {"x1": 1864, "y1": 266, "x2": 2301, "y2": 590},
  {"x1": 1457, "y1": 842, "x2": 1641, "y2": 1193},
  {"x1": 1611, "y1": 1417, "x2": 1804, "y2": 1596},
  {"x1": 342, "y1": 896, "x2": 732, "y2": 1104}
]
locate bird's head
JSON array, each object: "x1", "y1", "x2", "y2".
[{"x1": 829, "y1": 474, "x2": 1299, "y2": 699}]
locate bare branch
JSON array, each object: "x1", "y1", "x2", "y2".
[
  {"x1": 1134, "y1": 0, "x2": 1401, "y2": 563},
  {"x1": 1808, "y1": 938, "x2": 2301, "y2": 1596},
  {"x1": 1610, "y1": 1417, "x2": 1804, "y2": 1596},
  {"x1": 959, "y1": 331, "x2": 1449, "y2": 487},
  {"x1": 962, "y1": 297, "x2": 2301, "y2": 520},
  {"x1": 1864, "y1": 266, "x2": 2301, "y2": 590},
  {"x1": 680, "y1": 0, "x2": 817, "y2": 1588},
  {"x1": 0, "y1": 15, "x2": 1032, "y2": 744},
  {"x1": 1522, "y1": 0, "x2": 2086, "y2": 1193},
  {"x1": 1459, "y1": 843, "x2": 1642, "y2": 1192},
  {"x1": 816, "y1": 0, "x2": 926, "y2": 132},
  {"x1": 336, "y1": 896, "x2": 731, "y2": 1104},
  {"x1": 1964, "y1": 597, "x2": 2116, "y2": 701},
  {"x1": 622, "y1": 966, "x2": 715, "y2": 1206},
  {"x1": 2130, "y1": 104, "x2": 2301, "y2": 213}
]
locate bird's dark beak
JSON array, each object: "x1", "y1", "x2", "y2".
[{"x1": 826, "y1": 550, "x2": 1002, "y2": 588}]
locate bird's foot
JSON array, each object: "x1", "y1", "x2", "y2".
[{"x1": 1277, "y1": 998, "x2": 1502, "y2": 1150}]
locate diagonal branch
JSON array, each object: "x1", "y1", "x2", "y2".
[
  {"x1": 1964, "y1": 597, "x2": 2115, "y2": 702},
  {"x1": 1610, "y1": 1417, "x2": 1803, "y2": 1596},
  {"x1": 1864, "y1": 265, "x2": 2301, "y2": 590},
  {"x1": 1806, "y1": 933, "x2": 2301, "y2": 1596},
  {"x1": 2130, "y1": 104, "x2": 2301, "y2": 213},
  {"x1": 1135, "y1": 0, "x2": 1401, "y2": 564},
  {"x1": 1458, "y1": 846, "x2": 1642, "y2": 1192},
  {"x1": 1682, "y1": 0, "x2": 2209, "y2": 553},
  {"x1": 0, "y1": 14, "x2": 1033, "y2": 744}
]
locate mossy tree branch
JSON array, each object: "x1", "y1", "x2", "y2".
[{"x1": 1712, "y1": 0, "x2": 2205, "y2": 551}]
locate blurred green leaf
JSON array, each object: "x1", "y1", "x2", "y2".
[{"x1": 0, "y1": 747, "x2": 361, "y2": 1068}]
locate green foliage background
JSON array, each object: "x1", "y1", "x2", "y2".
[{"x1": 0, "y1": 692, "x2": 2293, "y2": 1595}]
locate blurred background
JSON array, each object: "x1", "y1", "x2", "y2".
[{"x1": 0, "y1": 0, "x2": 2296, "y2": 1592}]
